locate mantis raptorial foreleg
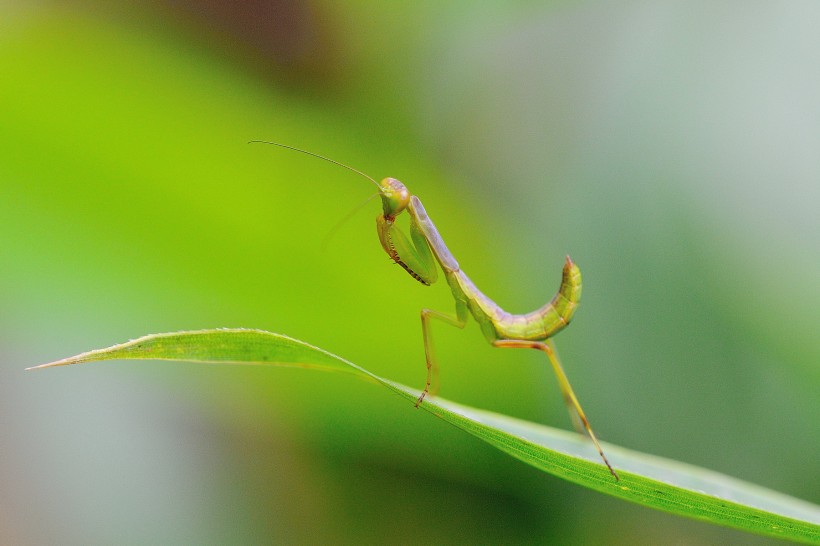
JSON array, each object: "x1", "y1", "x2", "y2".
[
  {"x1": 255, "y1": 141, "x2": 620, "y2": 481},
  {"x1": 417, "y1": 308, "x2": 466, "y2": 407}
]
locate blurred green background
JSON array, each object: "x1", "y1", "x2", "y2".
[{"x1": 1, "y1": 2, "x2": 818, "y2": 544}]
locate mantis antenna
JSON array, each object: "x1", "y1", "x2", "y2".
[
  {"x1": 320, "y1": 192, "x2": 381, "y2": 251},
  {"x1": 248, "y1": 140, "x2": 382, "y2": 190},
  {"x1": 250, "y1": 140, "x2": 384, "y2": 248}
]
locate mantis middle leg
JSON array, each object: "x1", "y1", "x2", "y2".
[
  {"x1": 492, "y1": 338, "x2": 619, "y2": 480},
  {"x1": 416, "y1": 308, "x2": 466, "y2": 407}
]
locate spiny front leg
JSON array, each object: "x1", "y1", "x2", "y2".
[
  {"x1": 416, "y1": 308, "x2": 466, "y2": 407},
  {"x1": 492, "y1": 338, "x2": 619, "y2": 481}
]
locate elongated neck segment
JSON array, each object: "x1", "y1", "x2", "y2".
[{"x1": 407, "y1": 197, "x2": 459, "y2": 273}]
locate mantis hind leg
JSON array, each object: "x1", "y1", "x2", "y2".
[
  {"x1": 492, "y1": 338, "x2": 619, "y2": 480},
  {"x1": 416, "y1": 308, "x2": 466, "y2": 408}
]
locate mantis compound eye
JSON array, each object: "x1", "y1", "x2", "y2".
[{"x1": 379, "y1": 177, "x2": 410, "y2": 219}]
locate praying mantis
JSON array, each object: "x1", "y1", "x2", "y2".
[{"x1": 255, "y1": 142, "x2": 619, "y2": 480}]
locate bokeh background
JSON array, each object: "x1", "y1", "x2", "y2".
[{"x1": 1, "y1": 2, "x2": 818, "y2": 544}]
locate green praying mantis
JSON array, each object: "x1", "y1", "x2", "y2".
[{"x1": 255, "y1": 142, "x2": 619, "y2": 481}]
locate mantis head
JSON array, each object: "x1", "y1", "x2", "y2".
[{"x1": 379, "y1": 178, "x2": 410, "y2": 220}]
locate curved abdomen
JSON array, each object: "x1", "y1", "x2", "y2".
[{"x1": 455, "y1": 256, "x2": 582, "y2": 343}]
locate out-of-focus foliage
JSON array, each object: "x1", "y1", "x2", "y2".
[{"x1": 1, "y1": 2, "x2": 817, "y2": 544}]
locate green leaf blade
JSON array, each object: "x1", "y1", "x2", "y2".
[
  {"x1": 30, "y1": 329, "x2": 820, "y2": 544},
  {"x1": 28, "y1": 328, "x2": 366, "y2": 377},
  {"x1": 419, "y1": 397, "x2": 820, "y2": 543}
]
